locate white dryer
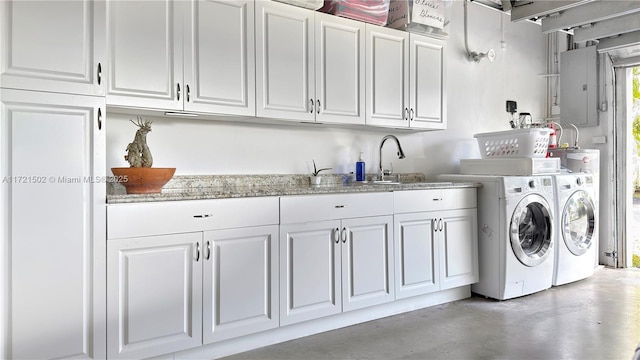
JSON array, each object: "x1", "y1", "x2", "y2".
[
  {"x1": 439, "y1": 174, "x2": 555, "y2": 300},
  {"x1": 552, "y1": 173, "x2": 598, "y2": 286}
]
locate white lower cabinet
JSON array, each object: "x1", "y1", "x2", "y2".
[
  {"x1": 394, "y1": 189, "x2": 479, "y2": 299},
  {"x1": 279, "y1": 193, "x2": 394, "y2": 326},
  {"x1": 1, "y1": 89, "x2": 105, "y2": 360},
  {"x1": 107, "y1": 232, "x2": 203, "y2": 359},
  {"x1": 107, "y1": 197, "x2": 279, "y2": 359}
]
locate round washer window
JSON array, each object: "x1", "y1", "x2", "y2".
[
  {"x1": 562, "y1": 190, "x2": 596, "y2": 256},
  {"x1": 510, "y1": 194, "x2": 553, "y2": 267}
]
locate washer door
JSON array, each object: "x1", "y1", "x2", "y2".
[
  {"x1": 562, "y1": 190, "x2": 596, "y2": 256},
  {"x1": 510, "y1": 194, "x2": 553, "y2": 267}
]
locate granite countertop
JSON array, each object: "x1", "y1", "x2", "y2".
[{"x1": 106, "y1": 173, "x2": 479, "y2": 204}]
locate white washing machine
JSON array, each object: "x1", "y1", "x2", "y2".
[
  {"x1": 439, "y1": 174, "x2": 555, "y2": 300},
  {"x1": 552, "y1": 173, "x2": 598, "y2": 286}
]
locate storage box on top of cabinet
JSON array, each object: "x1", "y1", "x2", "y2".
[
  {"x1": 273, "y1": 0, "x2": 324, "y2": 10},
  {"x1": 387, "y1": 0, "x2": 451, "y2": 39},
  {"x1": 319, "y1": 0, "x2": 391, "y2": 26}
]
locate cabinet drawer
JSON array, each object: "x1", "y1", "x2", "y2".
[
  {"x1": 108, "y1": 197, "x2": 279, "y2": 239},
  {"x1": 394, "y1": 188, "x2": 477, "y2": 213},
  {"x1": 280, "y1": 192, "x2": 393, "y2": 224}
]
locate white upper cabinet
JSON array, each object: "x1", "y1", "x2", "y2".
[
  {"x1": 366, "y1": 25, "x2": 446, "y2": 130},
  {"x1": 410, "y1": 34, "x2": 446, "y2": 129},
  {"x1": 0, "y1": 0, "x2": 105, "y2": 96},
  {"x1": 256, "y1": 1, "x2": 365, "y2": 125},
  {"x1": 106, "y1": 0, "x2": 182, "y2": 110},
  {"x1": 107, "y1": 0, "x2": 255, "y2": 116},
  {"x1": 183, "y1": 0, "x2": 255, "y2": 115},
  {"x1": 1, "y1": 89, "x2": 106, "y2": 359}
]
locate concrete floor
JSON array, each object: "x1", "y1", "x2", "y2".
[{"x1": 221, "y1": 267, "x2": 640, "y2": 360}]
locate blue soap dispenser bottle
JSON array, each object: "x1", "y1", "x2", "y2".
[{"x1": 356, "y1": 152, "x2": 366, "y2": 182}]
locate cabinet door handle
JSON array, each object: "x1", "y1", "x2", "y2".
[
  {"x1": 310, "y1": 99, "x2": 314, "y2": 113},
  {"x1": 334, "y1": 227, "x2": 340, "y2": 243},
  {"x1": 438, "y1": 218, "x2": 443, "y2": 232},
  {"x1": 177, "y1": 83, "x2": 181, "y2": 101},
  {"x1": 334, "y1": 205, "x2": 346, "y2": 208},
  {"x1": 410, "y1": 108, "x2": 414, "y2": 121},
  {"x1": 316, "y1": 99, "x2": 321, "y2": 114},
  {"x1": 404, "y1": 107, "x2": 409, "y2": 120},
  {"x1": 193, "y1": 214, "x2": 213, "y2": 218},
  {"x1": 195, "y1": 242, "x2": 200, "y2": 262},
  {"x1": 341, "y1": 227, "x2": 347, "y2": 243},
  {"x1": 97, "y1": 108, "x2": 102, "y2": 131},
  {"x1": 433, "y1": 219, "x2": 438, "y2": 232},
  {"x1": 97, "y1": 62, "x2": 102, "y2": 85},
  {"x1": 186, "y1": 84, "x2": 190, "y2": 102},
  {"x1": 205, "y1": 241, "x2": 211, "y2": 260}
]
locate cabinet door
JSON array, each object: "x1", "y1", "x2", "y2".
[
  {"x1": 0, "y1": 0, "x2": 105, "y2": 96},
  {"x1": 107, "y1": 233, "x2": 203, "y2": 359},
  {"x1": 183, "y1": 0, "x2": 255, "y2": 116},
  {"x1": 342, "y1": 216, "x2": 394, "y2": 311},
  {"x1": 1, "y1": 89, "x2": 105, "y2": 359},
  {"x1": 394, "y1": 212, "x2": 440, "y2": 299},
  {"x1": 439, "y1": 209, "x2": 479, "y2": 290},
  {"x1": 280, "y1": 221, "x2": 341, "y2": 325},
  {"x1": 409, "y1": 34, "x2": 446, "y2": 129},
  {"x1": 315, "y1": 12, "x2": 365, "y2": 125},
  {"x1": 256, "y1": 1, "x2": 315, "y2": 121},
  {"x1": 106, "y1": 0, "x2": 183, "y2": 110},
  {"x1": 365, "y1": 25, "x2": 409, "y2": 128},
  {"x1": 203, "y1": 225, "x2": 279, "y2": 344}
]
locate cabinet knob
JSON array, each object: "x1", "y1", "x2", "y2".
[
  {"x1": 205, "y1": 241, "x2": 211, "y2": 260},
  {"x1": 97, "y1": 63, "x2": 102, "y2": 85}
]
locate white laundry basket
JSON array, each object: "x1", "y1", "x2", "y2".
[{"x1": 475, "y1": 128, "x2": 552, "y2": 158}]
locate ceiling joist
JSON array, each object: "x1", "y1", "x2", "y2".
[
  {"x1": 510, "y1": 0, "x2": 594, "y2": 22},
  {"x1": 572, "y1": 12, "x2": 640, "y2": 42},
  {"x1": 596, "y1": 30, "x2": 640, "y2": 53},
  {"x1": 540, "y1": 1, "x2": 640, "y2": 34}
]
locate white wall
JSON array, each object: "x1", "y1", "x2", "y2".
[{"x1": 106, "y1": 2, "x2": 547, "y2": 177}]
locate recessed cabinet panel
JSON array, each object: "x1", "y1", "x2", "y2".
[
  {"x1": 184, "y1": 0, "x2": 255, "y2": 115},
  {"x1": 394, "y1": 213, "x2": 439, "y2": 299},
  {"x1": 203, "y1": 226, "x2": 279, "y2": 343},
  {"x1": 107, "y1": 233, "x2": 203, "y2": 359},
  {"x1": 0, "y1": 0, "x2": 105, "y2": 95},
  {"x1": 2, "y1": 89, "x2": 105, "y2": 360},
  {"x1": 440, "y1": 209, "x2": 479, "y2": 290},
  {"x1": 366, "y1": 26, "x2": 408, "y2": 127},
  {"x1": 279, "y1": 221, "x2": 342, "y2": 326},
  {"x1": 342, "y1": 216, "x2": 394, "y2": 311},
  {"x1": 107, "y1": 0, "x2": 182, "y2": 109},
  {"x1": 410, "y1": 35, "x2": 445, "y2": 129},
  {"x1": 256, "y1": 2, "x2": 314, "y2": 120},
  {"x1": 316, "y1": 13, "x2": 365, "y2": 124}
]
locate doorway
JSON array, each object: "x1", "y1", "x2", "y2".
[
  {"x1": 617, "y1": 65, "x2": 640, "y2": 268},
  {"x1": 630, "y1": 66, "x2": 640, "y2": 268}
]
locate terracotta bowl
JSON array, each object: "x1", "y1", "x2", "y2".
[{"x1": 111, "y1": 167, "x2": 176, "y2": 194}]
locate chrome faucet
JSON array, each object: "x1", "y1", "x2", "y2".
[{"x1": 378, "y1": 135, "x2": 406, "y2": 181}]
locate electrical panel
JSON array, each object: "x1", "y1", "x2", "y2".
[{"x1": 560, "y1": 46, "x2": 598, "y2": 128}]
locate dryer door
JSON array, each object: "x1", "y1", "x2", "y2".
[
  {"x1": 562, "y1": 190, "x2": 596, "y2": 256},
  {"x1": 510, "y1": 194, "x2": 553, "y2": 267}
]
